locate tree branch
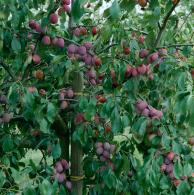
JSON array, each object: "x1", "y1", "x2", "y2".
[
  {"x1": 157, "y1": 43, "x2": 194, "y2": 48},
  {"x1": 154, "y1": 0, "x2": 180, "y2": 48},
  {"x1": 124, "y1": 28, "x2": 148, "y2": 35},
  {"x1": 18, "y1": 139, "x2": 47, "y2": 149},
  {"x1": 158, "y1": 22, "x2": 161, "y2": 30},
  {"x1": 97, "y1": 43, "x2": 118, "y2": 54},
  {"x1": 0, "y1": 60, "x2": 16, "y2": 80}
]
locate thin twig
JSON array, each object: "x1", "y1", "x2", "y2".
[
  {"x1": 174, "y1": 10, "x2": 192, "y2": 37},
  {"x1": 189, "y1": 31, "x2": 194, "y2": 42},
  {"x1": 157, "y1": 43, "x2": 194, "y2": 48},
  {"x1": 97, "y1": 43, "x2": 118, "y2": 54},
  {"x1": 124, "y1": 28, "x2": 148, "y2": 35},
  {"x1": 154, "y1": 0, "x2": 180, "y2": 48}
]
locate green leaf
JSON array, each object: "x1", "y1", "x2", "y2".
[
  {"x1": 187, "y1": 95, "x2": 194, "y2": 126},
  {"x1": 39, "y1": 118, "x2": 49, "y2": 133},
  {"x1": 52, "y1": 143, "x2": 61, "y2": 159},
  {"x1": 23, "y1": 187, "x2": 37, "y2": 195},
  {"x1": 122, "y1": 114, "x2": 129, "y2": 127},
  {"x1": 8, "y1": 84, "x2": 20, "y2": 105},
  {"x1": 23, "y1": 91, "x2": 35, "y2": 107},
  {"x1": 72, "y1": 0, "x2": 84, "y2": 23},
  {"x1": 132, "y1": 117, "x2": 147, "y2": 136},
  {"x1": 183, "y1": 163, "x2": 192, "y2": 177},
  {"x1": 85, "y1": 98, "x2": 96, "y2": 120},
  {"x1": 103, "y1": 170, "x2": 117, "y2": 189},
  {"x1": 160, "y1": 175, "x2": 170, "y2": 190},
  {"x1": 11, "y1": 37, "x2": 21, "y2": 52},
  {"x1": 59, "y1": 186, "x2": 67, "y2": 195},
  {"x1": 29, "y1": 159, "x2": 37, "y2": 172},
  {"x1": 120, "y1": 0, "x2": 136, "y2": 11},
  {"x1": 2, "y1": 135, "x2": 14, "y2": 152},
  {"x1": 0, "y1": 170, "x2": 6, "y2": 188},
  {"x1": 188, "y1": 111, "x2": 194, "y2": 126},
  {"x1": 173, "y1": 161, "x2": 183, "y2": 179},
  {"x1": 172, "y1": 141, "x2": 182, "y2": 154},
  {"x1": 161, "y1": 134, "x2": 171, "y2": 149},
  {"x1": 121, "y1": 155, "x2": 130, "y2": 173},
  {"x1": 111, "y1": 107, "x2": 122, "y2": 133},
  {"x1": 187, "y1": 95, "x2": 194, "y2": 114},
  {"x1": 149, "y1": 169, "x2": 158, "y2": 188},
  {"x1": 79, "y1": 97, "x2": 88, "y2": 110},
  {"x1": 39, "y1": 179, "x2": 53, "y2": 195},
  {"x1": 110, "y1": 0, "x2": 120, "y2": 20},
  {"x1": 177, "y1": 72, "x2": 187, "y2": 91},
  {"x1": 130, "y1": 39, "x2": 139, "y2": 50},
  {"x1": 176, "y1": 180, "x2": 191, "y2": 195},
  {"x1": 47, "y1": 102, "x2": 57, "y2": 123}
]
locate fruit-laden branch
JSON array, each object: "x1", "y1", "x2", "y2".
[
  {"x1": 154, "y1": 0, "x2": 180, "y2": 48},
  {"x1": 0, "y1": 60, "x2": 16, "y2": 80}
]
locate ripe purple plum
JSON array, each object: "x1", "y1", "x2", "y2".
[
  {"x1": 55, "y1": 162, "x2": 63, "y2": 173},
  {"x1": 96, "y1": 147, "x2": 104, "y2": 155},
  {"x1": 139, "y1": 49, "x2": 149, "y2": 58},
  {"x1": 49, "y1": 13, "x2": 58, "y2": 24},
  {"x1": 57, "y1": 38, "x2": 65, "y2": 48},
  {"x1": 42, "y1": 35, "x2": 51, "y2": 45}
]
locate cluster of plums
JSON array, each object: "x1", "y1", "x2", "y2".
[
  {"x1": 59, "y1": 88, "x2": 74, "y2": 110},
  {"x1": 124, "y1": 64, "x2": 153, "y2": 80},
  {"x1": 139, "y1": 48, "x2": 167, "y2": 68},
  {"x1": 85, "y1": 68, "x2": 104, "y2": 86},
  {"x1": 29, "y1": 20, "x2": 47, "y2": 34},
  {"x1": 96, "y1": 95, "x2": 107, "y2": 104},
  {"x1": 95, "y1": 141, "x2": 116, "y2": 162},
  {"x1": 54, "y1": 159, "x2": 72, "y2": 191},
  {"x1": 118, "y1": 44, "x2": 168, "y2": 85},
  {"x1": 67, "y1": 43, "x2": 102, "y2": 67},
  {"x1": 111, "y1": 48, "x2": 166, "y2": 87},
  {"x1": 27, "y1": 86, "x2": 46, "y2": 97},
  {"x1": 73, "y1": 26, "x2": 97, "y2": 37},
  {"x1": 135, "y1": 100, "x2": 163, "y2": 119},
  {"x1": 28, "y1": 10, "x2": 66, "y2": 64},
  {"x1": 73, "y1": 26, "x2": 88, "y2": 37},
  {"x1": 160, "y1": 152, "x2": 186, "y2": 186},
  {"x1": 58, "y1": 0, "x2": 71, "y2": 15}
]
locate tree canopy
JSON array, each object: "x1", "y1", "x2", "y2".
[{"x1": 0, "y1": 0, "x2": 194, "y2": 194}]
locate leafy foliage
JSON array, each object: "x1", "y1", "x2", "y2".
[{"x1": 0, "y1": 0, "x2": 194, "y2": 194}]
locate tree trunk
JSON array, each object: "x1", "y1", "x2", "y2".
[{"x1": 71, "y1": 71, "x2": 84, "y2": 195}]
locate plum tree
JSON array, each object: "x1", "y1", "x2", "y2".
[{"x1": 0, "y1": 0, "x2": 193, "y2": 194}]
